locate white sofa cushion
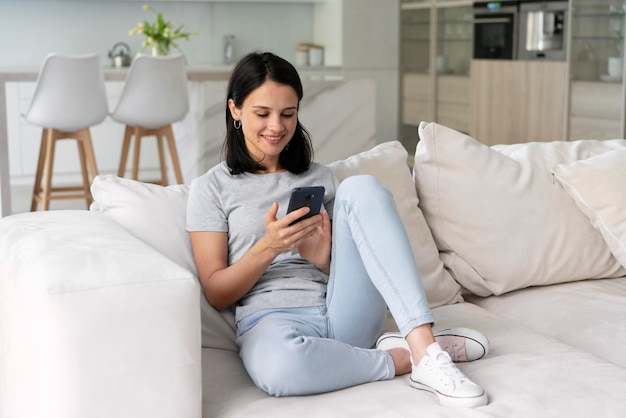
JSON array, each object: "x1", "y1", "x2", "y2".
[
  {"x1": 90, "y1": 142, "x2": 463, "y2": 348},
  {"x1": 202, "y1": 302, "x2": 626, "y2": 417},
  {"x1": 0, "y1": 211, "x2": 201, "y2": 418},
  {"x1": 329, "y1": 141, "x2": 463, "y2": 307},
  {"x1": 413, "y1": 121, "x2": 626, "y2": 296},
  {"x1": 90, "y1": 176, "x2": 196, "y2": 274},
  {"x1": 90, "y1": 175, "x2": 238, "y2": 351},
  {"x1": 552, "y1": 148, "x2": 626, "y2": 269}
]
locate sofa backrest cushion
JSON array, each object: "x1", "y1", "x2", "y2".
[
  {"x1": 90, "y1": 141, "x2": 465, "y2": 349},
  {"x1": 329, "y1": 141, "x2": 463, "y2": 307},
  {"x1": 552, "y1": 148, "x2": 626, "y2": 270},
  {"x1": 414, "y1": 121, "x2": 626, "y2": 296},
  {"x1": 90, "y1": 176, "x2": 238, "y2": 351}
]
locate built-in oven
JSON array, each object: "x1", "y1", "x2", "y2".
[
  {"x1": 517, "y1": 0, "x2": 568, "y2": 61},
  {"x1": 473, "y1": 1, "x2": 519, "y2": 60}
]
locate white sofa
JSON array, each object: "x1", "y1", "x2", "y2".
[{"x1": 3, "y1": 121, "x2": 626, "y2": 418}]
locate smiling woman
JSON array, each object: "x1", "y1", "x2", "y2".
[
  {"x1": 228, "y1": 81, "x2": 299, "y2": 173},
  {"x1": 185, "y1": 51, "x2": 489, "y2": 406}
]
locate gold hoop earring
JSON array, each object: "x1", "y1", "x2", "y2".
[{"x1": 233, "y1": 120, "x2": 241, "y2": 129}]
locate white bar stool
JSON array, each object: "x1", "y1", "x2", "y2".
[
  {"x1": 111, "y1": 55, "x2": 188, "y2": 186},
  {"x1": 24, "y1": 53, "x2": 108, "y2": 211}
]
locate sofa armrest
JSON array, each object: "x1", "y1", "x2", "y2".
[{"x1": 0, "y1": 211, "x2": 201, "y2": 418}]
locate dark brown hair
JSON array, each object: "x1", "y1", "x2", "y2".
[{"x1": 223, "y1": 51, "x2": 313, "y2": 175}]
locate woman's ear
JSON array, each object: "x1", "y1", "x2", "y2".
[{"x1": 228, "y1": 99, "x2": 240, "y2": 121}]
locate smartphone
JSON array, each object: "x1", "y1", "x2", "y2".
[{"x1": 286, "y1": 186, "x2": 325, "y2": 225}]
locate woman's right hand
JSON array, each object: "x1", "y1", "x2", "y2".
[
  {"x1": 262, "y1": 201, "x2": 323, "y2": 255},
  {"x1": 190, "y1": 201, "x2": 322, "y2": 311}
]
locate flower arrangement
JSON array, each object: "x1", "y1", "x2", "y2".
[{"x1": 129, "y1": 4, "x2": 196, "y2": 56}]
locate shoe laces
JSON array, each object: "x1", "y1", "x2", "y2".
[
  {"x1": 443, "y1": 344, "x2": 460, "y2": 362},
  {"x1": 428, "y1": 353, "x2": 469, "y2": 386}
]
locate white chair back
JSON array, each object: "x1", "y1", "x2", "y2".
[
  {"x1": 24, "y1": 53, "x2": 108, "y2": 132},
  {"x1": 111, "y1": 55, "x2": 189, "y2": 129}
]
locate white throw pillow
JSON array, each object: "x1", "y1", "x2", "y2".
[
  {"x1": 90, "y1": 175, "x2": 195, "y2": 274},
  {"x1": 329, "y1": 141, "x2": 463, "y2": 307},
  {"x1": 414, "y1": 121, "x2": 626, "y2": 296},
  {"x1": 552, "y1": 148, "x2": 626, "y2": 269},
  {"x1": 90, "y1": 175, "x2": 238, "y2": 352}
]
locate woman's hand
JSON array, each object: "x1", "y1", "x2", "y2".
[
  {"x1": 189, "y1": 202, "x2": 330, "y2": 311},
  {"x1": 263, "y1": 202, "x2": 323, "y2": 255},
  {"x1": 297, "y1": 209, "x2": 331, "y2": 274}
]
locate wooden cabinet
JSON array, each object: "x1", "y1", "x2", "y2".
[
  {"x1": 470, "y1": 60, "x2": 568, "y2": 146},
  {"x1": 402, "y1": 73, "x2": 431, "y2": 126},
  {"x1": 437, "y1": 75, "x2": 470, "y2": 133},
  {"x1": 569, "y1": 81, "x2": 623, "y2": 139}
]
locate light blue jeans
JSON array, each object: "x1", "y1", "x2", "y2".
[{"x1": 236, "y1": 175, "x2": 435, "y2": 396}]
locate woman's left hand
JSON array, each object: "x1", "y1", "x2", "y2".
[{"x1": 298, "y1": 209, "x2": 331, "y2": 274}]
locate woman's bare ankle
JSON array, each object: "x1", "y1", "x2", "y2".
[{"x1": 387, "y1": 347, "x2": 411, "y2": 376}]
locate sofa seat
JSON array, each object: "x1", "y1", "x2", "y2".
[
  {"x1": 201, "y1": 302, "x2": 626, "y2": 418},
  {"x1": 467, "y1": 277, "x2": 626, "y2": 368}
]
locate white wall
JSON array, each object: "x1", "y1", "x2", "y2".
[
  {"x1": 0, "y1": 0, "x2": 399, "y2": 142},
  {"x1": 0, "y1": 0, "x2": 314, "y2": 68}
]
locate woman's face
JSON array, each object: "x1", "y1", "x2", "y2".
[{"x1": 229, "y1": 80, "x2": 299, "y2": 172}]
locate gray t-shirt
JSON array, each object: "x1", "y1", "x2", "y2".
[{"x1": 186, "y1": 161, "x2": 339, "y2": 322}]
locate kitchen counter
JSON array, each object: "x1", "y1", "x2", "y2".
[{"x1": 0, "y1": 66, "x2": 374, "y2": 216}]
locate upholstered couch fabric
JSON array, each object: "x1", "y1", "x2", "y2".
[
  {"x1": 3, "y1": 127, "x2": 626, "y2": 418},
  {"x1": 0, "y1": 211, "x2": 202, "y2": 418},
  {"x1": 413, "y1": 121, "x2": 626, "y2": 296}
]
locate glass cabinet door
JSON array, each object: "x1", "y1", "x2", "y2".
[
  {"x1": 570, "y1": 0, "x2": 625, "y2": 82},
  {"x1": 436, "y1": 4, "x2": 472, "y2": 76},
  {"x1": 569, "y1": 0, "x2": 626, "y2": 140},
  {"x1": 400, "y1": 3, "x2": 432, "y2": 152},
  {"x1": 435, "y1": 3, "x2": 472, "y2": 134}
]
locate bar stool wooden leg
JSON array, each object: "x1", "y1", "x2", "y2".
[
  {"x1": 118, "y1": 126, "x2": 133, "y2": 178},
  {"x1": 81, "y1": 128, "x2": 99, "y2": 179},
  {"x1": 75, "y1": 129, "x2": 93, "y2": 208},
  {"x1": 156, "y1": 132, "x2": 168, "y2": 186},
  {"x1": 31, "y1": 129, "x2": 48, "y2": 211},
  {"x1": 41, "y1": 129, "x2": 58, "y2": 211},
  {"x1": 164, "y1": 125, "x2": 184, "y2": 184},
  {"x1": 131, "y1": 127, "x2": 142, "y2": 181}
]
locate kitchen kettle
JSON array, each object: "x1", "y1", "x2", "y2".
[{"x1": 108, "y1": 42, "x2": 132, "y2": 68}]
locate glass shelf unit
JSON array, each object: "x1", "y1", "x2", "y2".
[
  {"x1": 401, "y1": 6, "x2": 432, "y2": 74},
  {"x1": 399, "y1": 1, "x2": 472, "y2": 153},
  {"x1": 570, "y1": 1, "x2": 626, "y2": 81},
  {"x1": 436, "y1": 5, "x2": 472, "y2": 75},
  {"x1": 569, "y1": 0, "x2": 626, "y2": 140}
]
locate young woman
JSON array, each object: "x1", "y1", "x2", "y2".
[{"x1": 186, "y1": 51, "x2": 488, "y2": 408}]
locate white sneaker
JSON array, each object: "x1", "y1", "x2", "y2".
[
  {"x1": 434, "y1": 327, "x2": 489, "y2": 362},
  {"x1": 411, "y1": 343, "x2": 488, "y2": 408},
  {"x1": 376, "y1": 327, "x2": 489, "y2": 362}
]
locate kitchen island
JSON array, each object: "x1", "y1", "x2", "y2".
[{"x1": 0, "y1": 66, "x2": 376, "y2": 216}]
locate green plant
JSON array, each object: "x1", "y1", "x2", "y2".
[{"x1": 129, "y1": 4, "x2": 197, "y2": 56}]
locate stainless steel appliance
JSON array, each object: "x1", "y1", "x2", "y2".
[
  {"x1": 473, "y1": 1, "x2": 520, "y2": 60},
  {"x1": 518, "y1": 1, "x2": 568, "y2": 61},
  {"x1": 108, "y1": 42, "x2": 132, "y2": 68}
]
